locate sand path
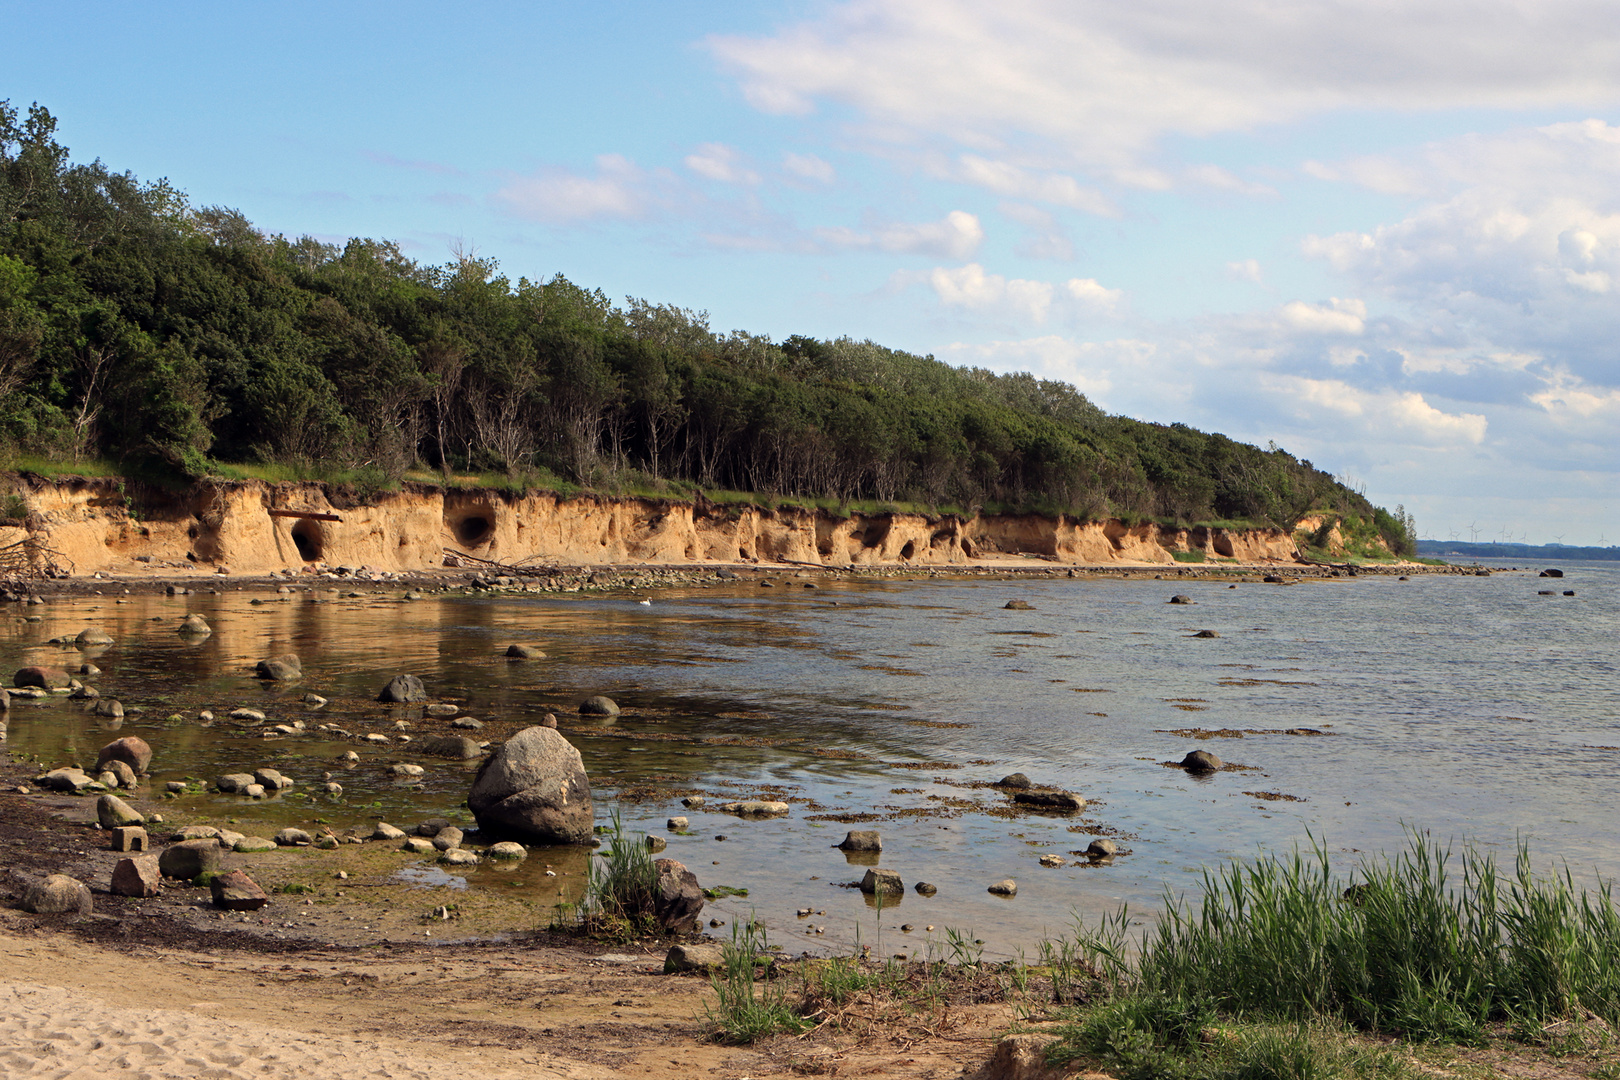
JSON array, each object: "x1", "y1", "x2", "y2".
[{"x1": 0, "y1": 980, "x2": 598, "y2": 1079}]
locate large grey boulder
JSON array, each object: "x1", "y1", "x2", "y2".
[
  {"x1": 1180, "y1": 750, "x2": 1224, "y2": 773},
  {"x1": 837, "y1": 830, "x2": 882, "y2": 852},
  {"x1": 651, "y1": 858, "x2": 705, "y2": 934},
  {"x1": 97, "y1": 736, "x2": 152, "y2": 774},
  {"x1": 21, "y1": 874, "x2": 93, "y2": 915},
  {"x1": 159, "y1": 838, "x2": 222, "y2": 879},
  {"x1": 377, "y1": 674, "x2": 428, "y2": 703},
  {"x1": 75, "y1": 628, "x2": 114, "y2": 647},
  {"x1": 96, "y1": 793, "x2": 145, "y2": 830},
  {"x1": 467, "y1": 725, "x2": 593, "y2": 844}
]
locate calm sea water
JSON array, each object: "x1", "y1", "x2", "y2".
[{"x1": 4, "y1": 562, "x2": 1616, "y2": 957}]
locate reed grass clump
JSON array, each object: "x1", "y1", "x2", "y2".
[
  {"x1": 580, "y1": 810, "x2": 658, "y2": 935},
  {"x1": 1055, "y1": 830, "x2": 1620, "y2": 1072}
]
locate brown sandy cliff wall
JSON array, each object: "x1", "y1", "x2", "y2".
[{"x1": 1, "y1": 477, "x2": 1305, "y2": 575}]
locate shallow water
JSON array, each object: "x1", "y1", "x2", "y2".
[{"x1": 5, "y1": 563, "x2": 1617, "y2": 958}]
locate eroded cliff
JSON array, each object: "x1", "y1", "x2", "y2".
[{"x1": 0, "y1": 476, "x2": 1310, "y2": 576}]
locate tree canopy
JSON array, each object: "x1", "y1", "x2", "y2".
[{"x1": 0, "y1": 101, "x2": 1412, "y2": 553}]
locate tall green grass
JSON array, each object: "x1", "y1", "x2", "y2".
[
  {"x1": 580, "y1": 810, "x2": 658, "y2": 934},
  {"x1": 706, "y1": 919, "x2": 809, "y2": 1043},
  {"x1": 1066, "y1": 831, "x2": 1620, "y2": 1047}
]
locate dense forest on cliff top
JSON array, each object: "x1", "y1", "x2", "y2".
[{"x1": 0, "y1": 102, "x2": 1413, "y2": 552}]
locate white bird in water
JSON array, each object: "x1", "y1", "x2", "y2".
[{"x1": 637, "y1": 599, "x2": 651, "y2": 606}]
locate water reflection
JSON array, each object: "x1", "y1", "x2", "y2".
[{"x1": 5, "y1": 566, "x2": 1619, "y2": 956}]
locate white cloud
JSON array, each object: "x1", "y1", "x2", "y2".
[
  {"x1": 783, "y1": 152, "x2": 836, "y2": 184},
  {"x1": 709, "y1": 1, "x2": 1620, "y2": 177},
  {"x1": 955, "y1": 155, "x2": 1117, "y2": 215},
  {"x1": 1279, "y1": 297, "x2": 1366, "y2": 335},
  {"x1": 930, "y1": 263, "x2": 1055, "y2": 323},
  {"x1": 1302, "y1": 121, "x2": 1620, "y2": 392},
  {"x1": 1065, "y1": 277, "x2": 1123, "y2": 311},
  {"x1": 493, "y1": 154, "x2": 648, "y2": 223},
  {"x1": 685, "y1": 142, "x2": 761, "y2": 185},
  {"x1": 818, "y1": 210, "x2": 985, "y2": 258},
  {"x1": 1529, "y1": 370, "x2": 1620, "y2": 422},
  {"x1": 1266, "y1": 378, "x2": 1488, "y2": 445},
  {"x1": 920, "y1": 264, "x2": 1123, "y2": 324}
]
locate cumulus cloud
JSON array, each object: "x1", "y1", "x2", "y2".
[
  {"x1": 493, "y1": 154, "x2": 650, "y2": 223},
  {"x1": 921, "y1": 263, "x2": 1122, "y2": 324},
  {"x1": 1271, "y1": 379, "x2": 1489, "y2": 445},
  {"x1": 708, "y1": 1, "x2": 1620, "y2": 177},
  {"x1": 1303, "y1": 120, "x2": 1620, "y2": 390},
  {"x1": 930, "y1": 263, "x2": 1056, "y2": 322}
]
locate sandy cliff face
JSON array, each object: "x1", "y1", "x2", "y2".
[{"x1": 3, "y1": 476, "x2": 1307, "y2": 575}]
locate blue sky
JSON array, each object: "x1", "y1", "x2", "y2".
[{"x1": 8, "y1": 1, "x2": 1620, "y2": 544}]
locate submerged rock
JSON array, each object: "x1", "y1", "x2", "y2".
[
  {"x1": 377, "y1": 674, "x2": 428, "y2": 703},
  {"x1": 1180, "y1": 749, "x2": 1224, "y2": 773},
  {"x1": 717, "y1": 800, "x2": 790, "y2": 818},
  {"x1": 416, "y1": 735, "x2": 483, "y2": 759},
  {"x1": 861, "y1": 868, "x2": 904, "y2": 895},
  {"x1": 256, "y1": 654, "x2": 302, "y2": 681},
  {"x1": 577, "y1": 695, "x2": 620, "y2": 716},
  {"x1": 15, "y1": 667, "x2": 70, "y2": 690},
  {"x1": 1012, "y1": 789, "x2": 1086, "y2": 812},
  {"x1": 837, "y1": 830, "x2": 882, "y2": 852},
  {"x1": 505, "y1": 644, "x2": 547, "y2": 659}
]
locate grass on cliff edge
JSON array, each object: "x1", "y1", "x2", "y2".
[{"x1": 1042, "y1": 831, "x2": 1620, "y2": 1079}]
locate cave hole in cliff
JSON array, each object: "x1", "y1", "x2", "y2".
[
  {"x1": 961, "y1": 538, "x2": 977, "y2": 558},
  {"x1": 900, "y1": 540, "x2": 916, "y2": 560},
  {"x1": 291, "y1": 520, "x2": 324, "y2": 563},
  {"x1": 455, "y1": 515, "x2": 492, "y2": 546}
]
